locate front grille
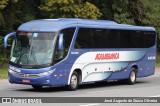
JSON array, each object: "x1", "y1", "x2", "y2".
[
  {"x1": 14, "y1": 72, "x2": 40, "y2": 78},
  {"x1": 26, "y1": 74, "x2": 40, "y2": 78}
]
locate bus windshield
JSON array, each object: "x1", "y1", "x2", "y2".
[{"x1": 10, "y1": 32, "x2": 57, "y2": 66}]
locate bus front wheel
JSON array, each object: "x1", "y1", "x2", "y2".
[
  {"x1": 128, "y1": 68, "x2": 137, "y2": 85},
  {"x1": 68, "y1": 71, "x2": 79, "y2": 91}
]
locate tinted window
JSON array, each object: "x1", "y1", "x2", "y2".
[
  {"x1": 92, "y1": 29, "x2": 107, "y2": 48},
  {"x1": 144, "y1": 31, "x2": 156, "y2": 47},
  {"x1": 53, "y1": 28, "x2": 75, "y2": 62},
  {"x1": 75, "y1": 28, "x2": 156, "y2": 49},
  {"x1": 75, "y1": 28, "x2": 92, "y2": 48},
  {"x1": 61, "y1": 28, "x2": 75, "y2": 49}
]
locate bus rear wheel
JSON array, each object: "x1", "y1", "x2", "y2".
[
  {"x1": 128, "y1": 68, "x2": 137, "y2": 85},
  {"x1": 68, "y1": 71, "x2": 79, "y2": 91},
  {"x1": 32, "y1": 85, "x2": 43, "y2": 90}
]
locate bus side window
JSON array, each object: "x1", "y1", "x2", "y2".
[
  {"x1": 92, "y1": 29, "x2": 106, "y2": 48},
  {"x1": 144, "y1": 31, "x2": 156, "y2": 48},
  {"x1": 53, "y1": 28, "x2": 75, "y2": 62},
  {"x1": 75, "y1": 28, "x2": 92, "y2": 49}
]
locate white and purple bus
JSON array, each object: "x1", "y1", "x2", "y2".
[{"x1": 4, "y1": 18, "x2": 157, "y2": 90}]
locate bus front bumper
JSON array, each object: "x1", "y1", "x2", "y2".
[{"x1": 8, "y1": 72, "x2": 53, "y2": 86}]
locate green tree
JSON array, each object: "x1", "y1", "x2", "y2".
[
  {"x1": 0, "y1": 0, "x2": 8, "y2": 29},
  {"x1": 39, "y1": 0, "x2": 102, "y2": 19},
  {"x1": 141, "y1": 0, "x2": 160, "y2": 33},
  {"x1": 14, "y1": 0, "x2": 39, "y2": 27},
  {"x1": 0, "y1": 0, "x2": 8, "y2": 10},
  {"x1": 0, "y1": 0, "x2": 39, "y2": 66},
  {"x1": 127, "y1": 0, "x2": 146, "y2": 25},
  {"x1": 1, "y1": 0, "x2": 20, "y2": 33},
  {"x1": 0, "y1": 0, "x2": 160, "y2": 67},
  {"x1": 87, "y1": 0, "x2": 134, "y2": 24},
  {"x1": 88, "y1": 0, "x2": 160, "y2": 28}
]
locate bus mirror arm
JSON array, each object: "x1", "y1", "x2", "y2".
[{"x1": 4, "y1": 32, "x2": 16, "y2": 48}]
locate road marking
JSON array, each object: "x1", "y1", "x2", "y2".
[{"x1": 79, "y1": 103, "x2": 100, "y2": 106}]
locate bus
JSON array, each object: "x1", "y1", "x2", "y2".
[{"x1": 4, "y1": 18, "x2": 157, "y2": 90}]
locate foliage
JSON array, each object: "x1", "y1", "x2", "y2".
[
  {"x1": 0, "y1": 0, "x2": 8, "y2": 10},
  {"x1": 39, "y1": 0, "x2": 102, "y2": 19},
  {"x1": 156, "y1": 52, "x2": 160, "y2": 67},
  {"x1": 0, "y1": 0, "x2": 160, "y2": 68},
  {"x1": 141, "y1": 0, "x2": 160, "y2": 33},
  {"x1": 0, "y1": 64, "x2": 8, "y2": 79}
]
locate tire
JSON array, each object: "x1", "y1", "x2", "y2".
[
  {"x1": 128, "y1": 68, "x2": 137, "y2": 85},
  {"x1": 32, "y1": 85, "x2": 43, "y2": 90},
  {"x1": 68, "y1": 71, "x2": 79, "y2": 91}
]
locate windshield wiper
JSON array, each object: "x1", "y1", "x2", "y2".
[
  {"x1": 28, "y1": 46, "x2": 38, "y2": 65},
  {"x1": 16, "y1": 50, "x2": 25, "y2": 64},
  {"x1": 28, "y1": 35, "x2": 38, "y2": 65}
]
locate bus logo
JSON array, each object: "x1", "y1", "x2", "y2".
[{"x1": 95, "y1": 53, "x2": 119, "y2": 60}]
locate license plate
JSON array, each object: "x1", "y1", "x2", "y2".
[{"x1": 22, "y1": 79, "x2": 30, "y2": 83}]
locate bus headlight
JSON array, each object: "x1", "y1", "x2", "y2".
[
  {"x1": 39, "y1": 69, "x2": 55, "y2": 77},
  {"x1": 9, "y1": 69, "x2": 16, "y2": 74}
]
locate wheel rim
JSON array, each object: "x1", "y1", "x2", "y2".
[
  {"x1": 71, "y1": 75, "x2": 78, "y2": 88},
  {"x1": 130, "y1": 71, "x2": 136, "y2": 82}
]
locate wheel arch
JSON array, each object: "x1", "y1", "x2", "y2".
[
  {"x1": 73, "y1": 69, "x2": 82, "y2": 84},
  {"x1": 68, "y1": 68, "x2": 82, "y2": 85},
  {"x1": 131, "y1": 65, "x2": 138, "y2": 76}
]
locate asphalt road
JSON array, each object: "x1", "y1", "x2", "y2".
[{"x1": 0, "y1": 68, "x2": 160, "y2": 106}]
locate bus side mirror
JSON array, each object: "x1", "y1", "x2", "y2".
[
  {"x1": 4, "y1": 32, "x2": 16, "y2": 48},
  {"x1": 58, "y1": 33, "x2": 64, "y2": 50}
]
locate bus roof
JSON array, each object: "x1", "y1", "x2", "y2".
[{"x1": 18, "y1": 18, "x2": 156, "y2": 32}]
